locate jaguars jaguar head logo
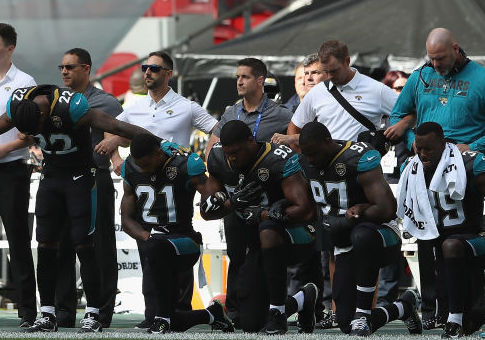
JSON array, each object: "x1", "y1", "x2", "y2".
[
  {"x1": 257, "y1": 168, "x2": 270, "y2": 182},
  {"x1": 335, "y1": 163, "x2": 346, "y2": 176},
  {"x1": 166, "y1": 166, "x2": 177, "y2": 180}
]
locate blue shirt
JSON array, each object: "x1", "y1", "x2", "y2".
[{"x1": 390, "y1": 60, "x2": 485, "y2": 152}]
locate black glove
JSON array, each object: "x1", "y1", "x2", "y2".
[
  {"x1": 268, "y1": 199, "x2": 291, "y2": 223},
  {"x1": 200, "y1": 192, "x2": 227, "y2": 214},
  {"x1": 241, "y1": 205, "x2": 263, "y2": 226},
  {"x1": 230, "y1": 181, "x2": 263, "y2": 210}
]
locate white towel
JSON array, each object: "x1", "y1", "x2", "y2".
[{"x1": 396, "y1": 143, "x2": 466, "y2": 240}]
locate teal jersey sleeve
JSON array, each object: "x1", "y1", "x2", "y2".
[
  {"x1": 357, "y1": 150, "x2": 381, "y2": 172},
  {"x1": 283, "y1": 153, "x2": 301, "y2": 178},
  {"x1": 400, "y1": 159, "x2": 410, "y2": 174},
  {"x1": 187, "y1": 153, "x2": 206, "y2": 176},
  {"x1": 120, "y1": 160, "x2": 130, "y2": 185},
  {"x1": 69, "y1": 93, "x2": 89, "y2": 123},
  {"x1": 473, "y1": 153, "x2": 485, "y2": 176},
  {"x1": 6, "y1": 96, "x2": 12, "y2": 119}
]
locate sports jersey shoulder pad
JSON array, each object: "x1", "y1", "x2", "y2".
[
  {"x1": 357, "y1": 149, "x2": 381, "y2": 173},
  {"x1": 337, "y1": 141, "x2": 380, "y2": 173},
  {"x1": 187, "y1": 153, "x2": 206, "y2": 176},
  {"x1": 68, "y1": 93, "x2": 89, "y2": 123},
  {"x1": 283, "y1": 153, "x2": 301, "y2": 178},
  {"x1": 120, "y1": 157, "x2": 135, "y2": 185},
  {"x1": 7, "y1": 86, "x2": 37, "y2": 119},
  {"x1": 462, "y1": 150, "x2": 485, "y2": 176}
]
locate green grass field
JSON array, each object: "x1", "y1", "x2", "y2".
[{"x1": 0, "y1": 309, "x2": 482, "y2": 340}]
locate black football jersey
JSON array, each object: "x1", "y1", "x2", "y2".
[
  {"x1": 121, "y1": 152, "x2": 206, "y2": 234},
  {"x1": 7, "y1": 85, "x2": 93, "y2": 172},
  {"x1": 207, "y1": 142, "x2": 301, "y2": 207},
  {"x1": 416, "y1": 151, "x2": 485, "y2": 235},
  {"x1": 300, "y1": 141, "x2": 381, "y2": 217}
]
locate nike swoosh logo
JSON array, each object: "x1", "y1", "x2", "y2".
[
  {"x1": 194, "y1": 157, "x2": 200, "y2": 160},
  {"x1": 75, "y1": 97, "x2": 81, "y2": 105},
  {"x1": 367, "y1": 156, "x2": 377, "y2": 161},
  {"x1": 73, "y1": 175, "x2": 84, "y2": 181}
]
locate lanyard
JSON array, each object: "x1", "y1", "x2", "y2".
[{"x1": 237, "y1": 97, "x2": 268, "y2": 139}]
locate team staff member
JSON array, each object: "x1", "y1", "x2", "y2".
[
  {"x1": 288, "y1": 40, "x2": 397, "y2": 145},
  {"x1": 55, "y1": 48, "x2": 122, "y2": 328},
  {"x1": 96, "y1": 51, "x2": 217, "y2": 328},
  {"x1": 205, "y1": 58, "x2": 293, "y2": 325},
  {"x1": 0, "y1": 84, "x2": 156, "y2": 333},
  {"x1": 389, "y1": 28, "x2": 485, "y2": 153},
  {"x1": 389, "y1": 28, "x2": 485, "y2": 329},
  {"x1": 0, "y1": 23, "x2": 37, "y2": 328},
  {"x1": 272, "y1": 53, "x2": 325, "y2": 146}
]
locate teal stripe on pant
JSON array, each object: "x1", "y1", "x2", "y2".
[
  {"x1": 286, "y1": 226, "x2": 313, "y2": 245},
  {"x1": 168, "y1": 237, "x2": 200, "y2": 255},
  {"x1": 377, "y1": 228, "x2": 399, "y2": 248}
]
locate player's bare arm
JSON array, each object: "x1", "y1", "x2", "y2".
[
  {"x1": 79, "y1": 108, "x2": 156, "y2": 141},
  {"x1": 276, "y1": 172, "x2": 315, "y2": 223},
  {"x1": 0, "y1": 113, "x2": 14, "y2": 135},
  {"x1": 355, "y1": 167, "x2": 397, "y2": 223},
  {"x1": 120, "y1": 181, "x2": 150, "y2": 242}
]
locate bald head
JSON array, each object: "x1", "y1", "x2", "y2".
[
  {"x1": 426, "y1": 28, "x2": 457, "y2": 50},
  {"x1": 425, "y1": 28, "x2": 460, "y2": 76}
]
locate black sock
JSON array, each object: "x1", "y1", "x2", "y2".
[
  {"x1": 371, "y1": 303, "x2": 400, "y2": 330},
  {"x1": 285, "y1": 296, "x2": 298, "y2": 316},
  {"x1": 171, "y1": 310, "x2": 210, "y2": 332},
  {"x1": 444, "y1": 257, "x2": 466, "y2": 313},
  {"x1": 37, "y1": 247, "x2": 58, "y2": 307},
  {"x1": 76, "y1": 247, "x2": 101, "y2": 308},
  {"x1": 262, "y1": 245, "x2": 287, "y2": 307}
]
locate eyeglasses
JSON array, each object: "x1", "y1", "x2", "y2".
[
  {"x1": 141, "y1": 64, "x2": 171, "y2": 73},
  {"x1": 57, "y1": 64, "x2": 88, "y2": 71}
]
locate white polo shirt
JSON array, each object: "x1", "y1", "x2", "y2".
[
  {"x1": 292, "y1": 69, "x2": 397, "y2": 141},
  {"x1": 0, "y1": 63, "x2": 36, "y2": 163},
  {"x1": 117, "y1": 87, "x2": 217, "y2": 147}
]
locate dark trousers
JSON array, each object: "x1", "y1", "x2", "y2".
[
  {"x1": 55, "y1": 169, "x2": 118, "y2": 327},
  {"x1": 0, "y1": 160, "x2": 36, "y2": 319},
  {"x1": 137, "y1": 241, "x2": 194, "y2": 320},
  {"x1": 417, "y1": 239, "x2": 448, "y2": 320},
  {"x1": 287, "y1": 250, "x2": 325, "y2": 313},
  {"x1": 223, "y1": 212, "x2": 260, "y2": 321}
]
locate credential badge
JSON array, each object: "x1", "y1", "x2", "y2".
[
  {"x1": 166, "y1": 166, "x2": 177, "y2": 180},
  {"x1": 258, "y1": 168, "x2": 270, "y2": 182},
  {"x1": 335, "y1": 163, "x2": 346, "y2": 176}
]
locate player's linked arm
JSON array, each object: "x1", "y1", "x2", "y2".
[
  {"x1": 0, "y1": 113, "x2": 14, "y2": 135},
  {"x1": 79, "y1": 108, "x2": 158, "y2": 141},
  {"x1": 353, "y1": 167, "x2": 396, "y2": 223},
  {"x1": 278, "y1": 172, "x2": 315, "y2": 223},
  {"x1": 120, "y1": 181, "x2": 150, "y2": 242}
]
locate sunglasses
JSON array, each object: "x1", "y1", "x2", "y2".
[
  {"x1": 57, "y1": 63, "x2": 88, "y2": 71},
  {"x1": 141, "y1": 64, "x2": 171, "y2": 73}
]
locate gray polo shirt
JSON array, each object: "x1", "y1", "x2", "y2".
[
  {"x1": 213, "y1": 94, "x2": 293, "y2": 142},
  {"x1": 84, "y1": 84, "x2": 123, "y2": 169}
]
